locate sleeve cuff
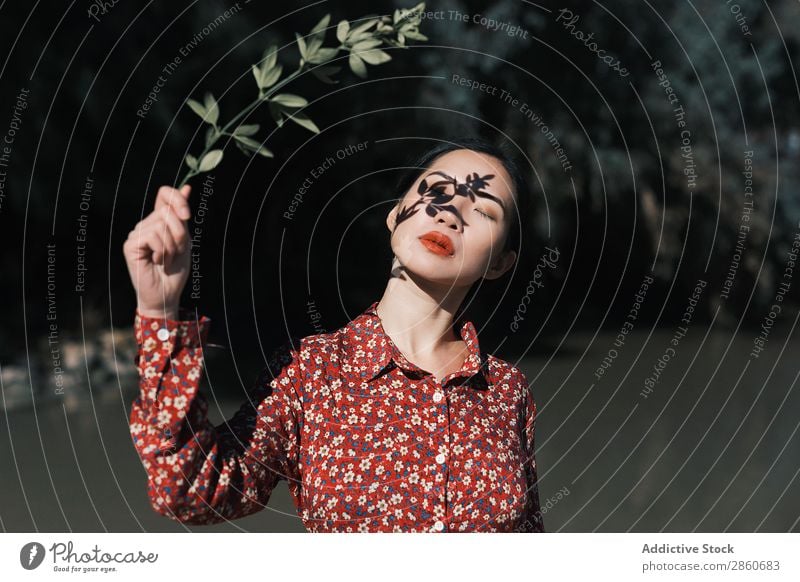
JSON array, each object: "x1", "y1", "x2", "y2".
[{"x1": 135, "y1": 308, "x2": 211, "y2": 353}]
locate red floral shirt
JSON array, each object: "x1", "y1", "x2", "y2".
[{"x1": 129, "y1": 300, "x2": 544, "y2": 532}]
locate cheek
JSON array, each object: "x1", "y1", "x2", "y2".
[
  {"x1": 389, "y1": 217, "x2": 422, "y2": 258},
  {"x1": 469, "y1": 220, "x2": 504, "y2": 252},
  {"x1": 467, "y1": 224, "x2": 510, "y2": 273},
  {"x1": 489, "y1": 218, "x2": 513, "y2": 252}
]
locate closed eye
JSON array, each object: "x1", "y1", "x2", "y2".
[{"x1": 474, "y1": 208, "x2": 495, "y2": 221}]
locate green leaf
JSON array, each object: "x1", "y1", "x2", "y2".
[
  {"x1": 352, "y1": 38, "x2": 382, "y2": 51},
  {"x1": 307, "y1": 47, "x2": 338, "y2": 64},
  {"x1": 234, "y1": 124, "x2": 260, "y2": 136},
  {"x1": 263, "y1": 44, "x2": 278, "y2": 70},
  {"x1": 359, "y1": 48, "x2": 391, "y2": 65},
  {"x1": 336, "y1": 20, "x2": 349, "y2": 43},
  {"x1": 253, "y1": 61, "x2": 282, "y2": 91},
  {"x1": 398, "y1": 2, "x2": 426, "y2": 26},
  {"x1": 402, "y1": 29, "x2": 428, "y2": 41},
  {"x1": 286, "y1": 111, "x2": 320, "y2": 134},
  {"x1": 310, "y1": 13, "x2": 331, "y2": 36},
  {"x1": 254, "y1": 146, "x2": 274, "y2": 158},
  {"x1": 185, "y1": 154, "x2": 198, "y2": 171},
  {"x1": 233, "y1": 135, "x2": 261, "y2": 149},
  {"x1": 295, "y1": 32, "x2": 308, "y2": 60},
  {"x1": 271, "y1": 93, "x2": 308, "y2": 108},
  {"x1": 198, "y1": 149, "x2": 223, "y2": 172},
  {"x1": 203, "y1": 92, "x2": 219, "y2": 126},
  {"x1": 263, "y1": 64, "x2": 283, "y2": 89},
  {"x1": 204, "y1": 126, "x2": 217, "y2": 148},
  {"x1": 348, "y1": 30, "x2": 377, "y2": 44},
  {"x1": 306, "y1": 36, "x2": 324, "y2": 57},
  {"x1": 349, "y1": 18, "x2": 379, "y2": 37},
  {"x1": 235, "y1": 135, "x2": 274, "y2": 158},
  {"x1": 234, "y1": 135, "x2": 259, "y2": 147},
  {"x1": 349, "y1": 52, "x2": 367, "y2": 78},
  {"x1": 311, "y1": 64, "x2": 341, "y2": 84},
  {"x1": 187, "y1": 99, "x2": 207, "y2": 121}
]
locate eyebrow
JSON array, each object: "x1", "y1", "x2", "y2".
[
  {"x1": 424, "y1": 170, "x2": 508, "y2": 216},
  {"x1": 475, "y1": 190, "x2": 507, "y2": 215}
]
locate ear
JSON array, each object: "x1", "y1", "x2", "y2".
[{"x1": 483, "y1": 248, "x2": 517, "y2": 281}]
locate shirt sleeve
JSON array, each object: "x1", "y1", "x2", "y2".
[
  {"x1": 519, "y1": 380, "x2": 545, "y2": 532},
  {"x1": 128, "y1": 308, "x2": 304, "y2": 525}
]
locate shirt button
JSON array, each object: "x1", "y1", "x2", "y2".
[
  {"x1": 433, "y1": 520, "x2": 445, "y2": 532},
  {"x1": 156, "y1": 328, "x2": 170, "y2": 341},
  {"x1": 432, "y1": 391, "x2": 444, "y2": 403},
  {"x1": 435, "y1": 453, "x2": 446, "y2": 464}
]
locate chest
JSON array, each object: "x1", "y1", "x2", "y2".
[{"x1": 298, "y1": 369, "x2": 529, "y2": 532}]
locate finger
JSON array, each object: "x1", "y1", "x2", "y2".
[
  {"x1": 125, "y1": 225, "x2": 159, "y2": 259},
  {"x1": 140, "y1": 225, "x2": 174, "y2": 266},
  {"x1": 140, "y1": 229, "x2": 165, "y2": 265},
  {"x1": 155, "y1": 185, "x2": 191, "y2": 220},
  {"x1": 139, "y1": 204, "x2": 173, "y2": 230},
  {"x1": 159, "y1": 206, "x2": 189, "y2": 252},
  {"x1": 123, "y1": 233, "x2": 149, "y2": 261},
  {"x1": 154, "y1": 222, "x2": 177, "y2": 264}
]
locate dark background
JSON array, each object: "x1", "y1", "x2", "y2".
[{"x1": 1, "y1": 0, "x2": 799, "y2": 532}]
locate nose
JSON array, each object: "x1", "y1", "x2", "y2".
[{"x1": 435, "y1": 207, "x2": 462, "y2": 231}]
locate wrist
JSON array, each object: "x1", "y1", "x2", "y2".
[{"x1": 136, "y1": 304, "x2": 180, "y2": 320}]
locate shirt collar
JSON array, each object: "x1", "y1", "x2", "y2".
[{"x1": 340, "y1": 300, "x2": 489, "y2": 388}]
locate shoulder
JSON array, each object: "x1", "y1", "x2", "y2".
[
  {"x1": 260, "y1": 322, "x2": 351, "y2": 382},
  {"x1": 483, "y1": 353, "x2": 531, "y2": 400},
  {"x1": 484, "y1": 353, "x2": 529, "y2": 385}
]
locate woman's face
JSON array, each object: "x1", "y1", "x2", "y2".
[{"x1": 386, "y1": 149, "x2": 518, "y2": 287}]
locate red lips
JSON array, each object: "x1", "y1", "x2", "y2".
[{"x1": 418, "y1": 231, "x2": 455, "y2": 256}]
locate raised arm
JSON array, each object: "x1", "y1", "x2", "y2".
[{"x1": 123, "y1": 184, "x2": 303, "y2": 524}]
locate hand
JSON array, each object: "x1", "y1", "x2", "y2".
[{"x1": 123, "y1": 185, "x2": 193, "y2": 320}]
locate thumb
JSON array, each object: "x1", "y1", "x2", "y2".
[{"x1": 180, "y1": 184, "x2": 192, "y2": 199}]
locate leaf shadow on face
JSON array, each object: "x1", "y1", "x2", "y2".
[{"x1": 393, "y1": 170, "x2": 498, "y2": 232}]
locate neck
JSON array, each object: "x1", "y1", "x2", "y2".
[{"x1": 376, "y1": 257, "x2": 471, "y2": 355}]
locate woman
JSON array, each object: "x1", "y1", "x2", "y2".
[{"x1": 123, "y1": 137, "x2": 544, "y2": 532}]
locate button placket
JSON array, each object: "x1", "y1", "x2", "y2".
[
  {"x1": 424, "y1": 376, "x2": 450, "y2": 529},
  {"x1": 434, "y1": 377, "x2": 453, "y2": 530},
  {"x1": 430, "y1": 377, "x2": 450, "y2": 449}
]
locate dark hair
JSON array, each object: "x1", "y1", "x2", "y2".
[{"x1": 393, "y1": 136, "x2": 531, "y2": 255}]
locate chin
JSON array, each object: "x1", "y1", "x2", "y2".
[{"x1": 395, "y1": 248, "x2": 479, "y2": 287}]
